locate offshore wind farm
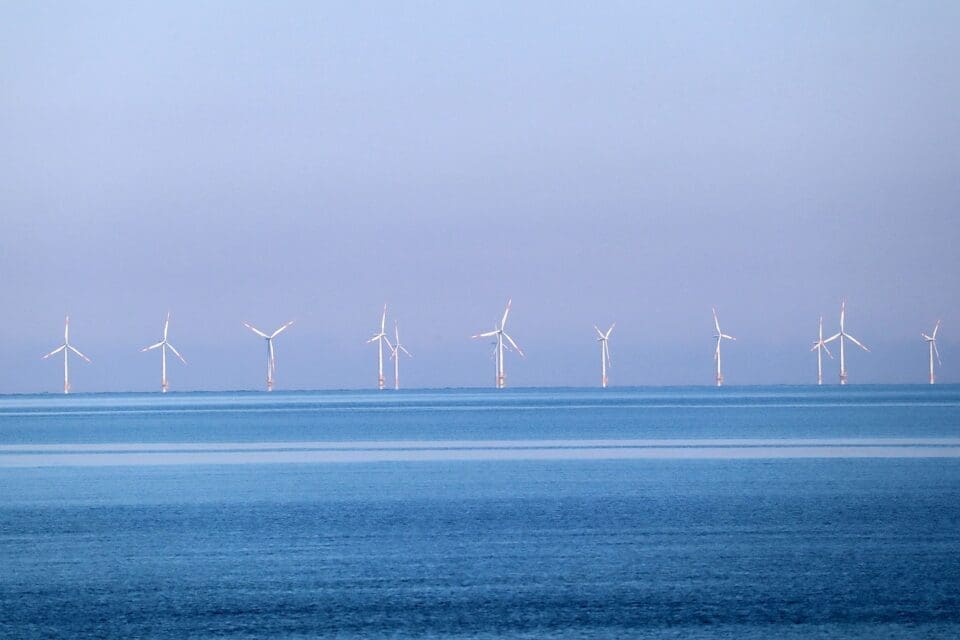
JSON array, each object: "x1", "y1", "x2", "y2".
[
  {"x1": 29, "y1": 299, "x2": 946, "y2": 393},
  {"x1": 3, "y1": 3, "x2": 959, "y2": 640}
]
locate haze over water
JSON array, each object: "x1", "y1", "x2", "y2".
[
  {"x1": 3, "y1": 2, "x2": 959, "y2": 391},
  {"x1": 2, "y1": 386, "x2": 959, "y2": 638}
]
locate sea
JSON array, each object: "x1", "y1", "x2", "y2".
[{"x1": 1, "y1": 386, "x2": 958, "y2": 639}]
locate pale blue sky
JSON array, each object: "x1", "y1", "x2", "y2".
[{"x1": 1, "y1": 1, "x2": 958, "y2": 392}]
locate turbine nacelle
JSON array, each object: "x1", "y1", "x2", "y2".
[
  {"x1": 42, "y1": 315, "x2": 91, "y2": 394},
  {"x1": 472, "y1": 299, "x2": 523, "y2": 388},
  {"x1": 244, "y1": 320, "x2": 295, "y2": 391},
  {"x1": 712, "y1": 307, "x2": 736, "y2": 386},
  {"x1": 368, "y1": 303, "x2": 394, "y2": 389},
  {"x1": 387, "y1": 322, "x2": 413, "y2": 390},
  {"x1": 923, "y1": 320, "x2": 943, "y2": 383},
  {"x1": 141, "y1": 312, "x2": 186, "y2": 392},
  {"x1": 594, "y1": 323, "x2": 615, "y2": 388},
  {"x1": 823, "y1": 300, "x2": 869, "y2": 384}
]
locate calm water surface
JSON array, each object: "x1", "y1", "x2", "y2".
[{"x1": 1, "y1": 386, "x2": 959, "y2": 638}]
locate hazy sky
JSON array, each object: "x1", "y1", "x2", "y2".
[{"x1": 2, "y1": 1, "x2": 958, "y2": 392}]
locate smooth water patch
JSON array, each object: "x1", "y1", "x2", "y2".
[
  {"x1": 1, "y1": 388, "x2": 959, "y2": 638},
  {"x1": 2, "y1": 437, "x2": 960, "y2": 467}
]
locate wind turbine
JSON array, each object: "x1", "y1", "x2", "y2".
[
  {"x1": 594, "y1": 323, "x2": 615, "y2": 388},
  {"x1": 141, "y1": 312, "x2": 186, "y2": 393},
  {"x1": 922, "y1": 320, "x2": 942, "y2": 384},
  {"x1": 823, "y1": 300, "x2": 869, "y2": 385},
  {"x1": 388, "y1": 322, "x2": 412, "y2": 390},
  {"x1": 810, "y1": 316, "x2": 834, "y2": 385},
  {"x1": 42, "y1": 316, "x2": 91, "y2": 394},
  {"x1": 243, "y1": 320, "x2": 295, "y2": 391},
  {"x1": 712, "y1": 307, "x2": 736, "y2": 387},
  {"x1": 471, "y1": 299, "x2": 524, "y2": 389},
  {"x1": 366, "y1": 304, "x2": 393, "y2": 390}
]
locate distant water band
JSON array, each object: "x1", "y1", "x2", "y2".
[{"x1": 2, "y1": 438, "x2": 959, "y2": 467}]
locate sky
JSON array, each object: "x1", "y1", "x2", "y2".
[{"x1": 1, "y1": 1, "x2": 958, "y2": 392}]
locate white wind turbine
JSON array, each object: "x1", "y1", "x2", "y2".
[
  {"x1": 366, "y1": 304, "x2": 393, "y2": 390},
  {"x1": 388, "y1": 322, "x2": 412, "y2": 390},
  {"x1": 810, "y1": 316, "x2": 834, "y2": 385},
  {"x1": 141, "y1": 312, "x2": 186, "y2": 393},
  {"x1": 823, "y1": 300, "x2": 869, "y2": 385},
  {"x1": 471, "y1": 299, "x2": 524, "y2": 389},
  {"x1": 712, "y1": 307, "x2": 736, "y2": 387},
  {"x1": 594, "y1": 323, "x2": 615, "y2": 388},
  {"x1": 921, "y1": 320, "x2": 942, "y2": 385},
  {"x1": 243, "y1": 320, "x2": 295, "y2": 391},
  {"x1": 42, "y1": 316, "x2": 91, "y2": 394}
]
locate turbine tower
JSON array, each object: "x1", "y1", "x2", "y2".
[
  {"x1": 141, "y1": 312, "x2": 186, "y2": 393},
  {"x1": 471, "y1": 299, "x2": 524, "y2": 389},
  {"x1": 594, "y1": 323, "x2": 615, "y2": 388},
  {"x1": 388, "y1": 322, "x2": 412, "y2": 390},
  {"x1": 922, "y1": 320, "x2": 942, "y2": 384},
  {"x1": 823, "y1": 300, "x2": 869, "y2": 385},
  {"x1": 810, "y1": 316, "x2": 834, "y2": 385},
  {"x1": 42, "y1": 316, "x2": 91, "y2": 394},
  {"x1": 244, "y1": 320, "x2": 295, "y2": 391},
  {"x1": 712, "y1": 307, "x2": 736, "y2": 387},
  {"x1": 366, "y1": 304, "x2": 393, "y2": 390}
]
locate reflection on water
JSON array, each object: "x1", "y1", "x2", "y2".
[{"x1": 1, "y1": 387, "x2": 959, "y2": 638}]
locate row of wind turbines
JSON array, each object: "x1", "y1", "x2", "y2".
[
  {"x1": 715, "y1": 300, "x2": 942, "y2": 386},
  {"x1": 41, "y1": 300, "x2": 944, "y2": 394}
]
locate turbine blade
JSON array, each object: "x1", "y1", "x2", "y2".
[
  {"x1": 366, "y1": 334, "x2": 381, "y2": 343},
  {"x1": 64, "y1": 316, "x2": 70, "y2": 342},
  {"x1": 381, "y1": 304, "x2": 387, "y2": 333},
  {"x1": 166, "y1": 343, "x2": 187, "y2": 364},
  {"x1": 42, "y1": 345, "x2": 66, "y2": 359},
  {"x1": 605, "y1": 323, "x2": 615, "y2": 339},
  {"x1": 501, "y1": 299, "x2": 512, "y2": 328},
  {"x1": 823, "y1": 343, "x2": 833, "y2": 359},
  {"x1": 384, "y1": 337, "x2": 394, "y2": 351},
  {"x1": 68, "y1": 345, "x2": 91, "y2": 362},
  {"x1": 721, "y1": 334, "x2": 736, "y2": 341},
  {"x1": 243, "y1": 322, "x2": 269, "y2": 338},
  {"x1": 824, "y1": 333, "x2": 841, "y2": 344},
  {"x1": 270, "y1": 320, "x2": 295, "y2": 339},
  {"x1": 141, "y1": 342, "x2": 164, "y2": 352},
  {"x1": 472, "y1": 330, "x2": 498, "y2": 339},
  {"x1": 933, "y1": 320, "x2": 941, "y2": 339},
  {"x1": 922, "y1": 334, "x2": 932, "y2": 341},
  {"x1": 934, "y1": 342, "x2": 942, "y2": 366},
  {"x1": 845, "y1": 334, "x2": 869, "y2": 352},
  {"x1": 269, "y1": 340, "x2": 276, "y2": 373},
  {"x1": 503, "y1": 332, "x2": 524, "y2": 357},
  {"x1": 164, "y1": 312, "x2": 170, "y2": 340},
  {"x1": 594, "y1": 325, "x2": 604, "y2": 339},
  {"x1": 400, "y1": 345, "x2": 412, "y2": 358},
  {"x1": 712, "y1": 307, "x2": 721, "y2": 333}
]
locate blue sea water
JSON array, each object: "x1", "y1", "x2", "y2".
[{"x1": 1, "y1": 386, "x2": 959, "y2": 638}]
